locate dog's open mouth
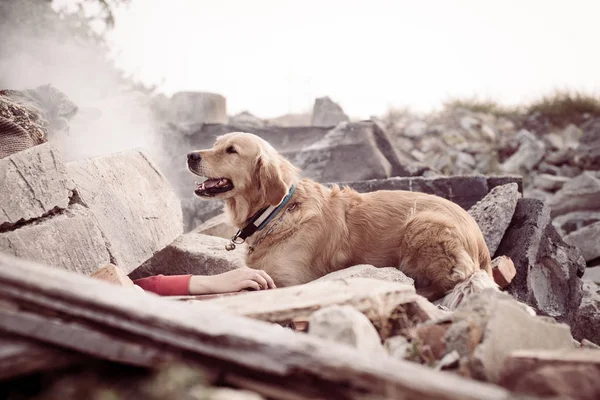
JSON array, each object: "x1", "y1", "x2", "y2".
[{"x1": 195, "y1": 178, "x2": 234, "y2": 197}]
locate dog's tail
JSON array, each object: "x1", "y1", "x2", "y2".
[{"x1": 440, "y1": 269, "x2": 499, "y2": 309}]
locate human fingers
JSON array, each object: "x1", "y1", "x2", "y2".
[
  {"x1": 239, "y1": 279, "x2": 261, "y2": 291},
  {"x1": 250, "y1": 272, "x2": 269, "y2": 290},
  {"x1": 256, "y1": 269, "x2": 276, "y2": 289}
]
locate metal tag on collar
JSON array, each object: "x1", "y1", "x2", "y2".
[{"x1": 225, "y1": 230, "x2": 245, "y2": 251}]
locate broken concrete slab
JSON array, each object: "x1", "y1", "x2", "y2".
[
  {"x1": 67, "y1": 150, "x2": 183, "y2": 274},
  {"x1": 564, "y1": 221, "x2": 600, "y2": 262},
  {"x1": 468, "y1": 183, "x2": 520, "y2": 255},
  {"x1": 498, "y1": 348, "x2": 600, "y2": 400},
  {"x1": 181, "y1": 196, "x2": 224, "y2": 232},
  {"x1": 204, "y1": 278, "x2": 440, "y2": 340},
  {"x1": 287, "y1": 122, "x2": 392, "y2": 182},
  {"x1": 495, "y1": 198, "x2": 585, "y2": 321},
  {"x1": 552, "y1": 210, "x2": 600, "y2": 236},
  {"x1": 445, "y1": 290, "x2": 576, "y2": 383},
  {"x1": 193, "y1": 213, "x2": 236, "y2": 239},
  {"x1": 371, "y1": 117, "x2": 434, "y2": 177},
  {"x1": 0, "y1": 143, "x2": 75, "y2": 229},
  {"x1": 549, "y1": 171, "x2": 600, "y2": 217},
  {"x1": 571, "y1": 281, "x2": 600, "y2": 346},
  {"x1": 533, "y1": 222, "x2": 585, "y2": 321},
  {"x1": 532, "y1": 173, "x2": 570, "y2": 192},
  {"x1": 311, "y1": 96, "x2": 349, "y2": 127},
  {"x1": 129, "y1": 232, "x2": 245, "y2": 280},
  {"x1": 384, "y1": 335, "x2": 411, "y2": 360},
  {"x1": 166, "y1": 91, "x2": 227, "y2": 124},
  {"x1": 0, "y1": 253, "x2": 512, "y2": 400},
  {"x1": 329, "y1": 175, "x2": 522, "y2": 211},
  {"x1": 312, "y1": 264, "x2": 414, "y2": 286},
  {"x1": 583, "y1": 266, "x2": 600, "y2": 283},
  {"x1": 0, "y1": 204, "x2": 111, "y2": 275},
  {"x1": 187, "y1": 123, "x2": 331, "y2": 153},
  {"x1": 575, "y1": 117, "x2": 600, "y2": 170},
  {"x1": 308, "y1": 305, "x2": 385, "y2": 355},
  {"x1": 500, "y1": 130, "x2": 545, "y2": 174}
]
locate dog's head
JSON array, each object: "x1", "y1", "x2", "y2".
[{"x1": 187, "y1": 132, "x2": 299, "y2": 206}]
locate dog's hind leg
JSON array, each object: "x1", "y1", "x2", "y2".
[{"x1": 398, "y1": 210, "x2": 497, "y2": 307}]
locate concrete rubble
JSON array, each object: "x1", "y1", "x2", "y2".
[{"x1": 2, "y1": 87, "x2": 600, "y2": 399}]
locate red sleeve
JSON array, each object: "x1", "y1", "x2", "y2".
[{"x1": 133, "y1": 274, "x2": 192, "y2": 296}]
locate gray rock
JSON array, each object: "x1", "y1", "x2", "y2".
[
  {"x1": 403, "y1": 120, "x2": 428, "y2": 138},
  {"x1": 67, "y1": 150, "x2": 183, "y2": 274},
  {"x1": 496, "y1": 198, "x2": 585, "y2": 322},
  {"x1": 447, "y1": 290, "x2": 576, "y2": 383},
  {"x1": 308, "y1": 305, "x2": 385, "y2": 355},
  {"x1": 228, "y1": 111, "x2": 264, "y2": 127},
  {"x1": 564, "y1": 221, "x2": 600, "y2": 262},
  {"x1": 468, "y1": 183, "x2": 520, "y2": 256},
  {"x1": 288, "y1": 122, "x2": 391, "y2": 182},
  {"x1": 371, "y1": 118, "x2": 432, "y2": 177},
  {"x1": 311, "y1": 97, "x2": 349, "y2": 127},
  {"x1": 500, "y1": 130, "x2": 545, "y2": 173},
  {"x1": 571, "y1": 281, "x2": 600, "y2": 345},
  {"x1": 0, "y1": 143, "x2": 74, "y2": 228},
  {"x1": 186, "y1": 123, "x2": 331, "y2": 154},
  {"x1": 384, "y1": 335, "x2": 411, "y2": 359},
  {"x1": 575, "y1": 117, "x2": 600, "y2": 170},
  {"x1": 549, "y1": 172, "x2": 600, "y2": 217},
  {"x1": 193, "y1": 213, "x2": 236, "y2": 240},
  {"x1": 552, "y1": 211, "x2": 600, "y2": 236},
  {"x1": 533, "y1": 222, "x2": 585, "y2": 321},
  {"x1": 312, "y1": 264, "x2": 414, "y2": 286},
  {"x1": 532, "y1": 173, "x2": 570, "y2": 192},
  {"x1": 167, "y1": 91, "x2": 227, "y2": 124},
  {"x1": 0, "y1": 204, "x2": 111, "y2": 274},
  {"x1": 583, "y1": 266, "x2": 600, "y2": 283},
  {"x1": 181, "y1": 196, "x2": 225, "y2": 232},
  {"x1": 328, "y1": 175, "x2": 522, "y2": 211},
  {"x1": 129, "y1": 232, "x2": 245, "y2": 279}
]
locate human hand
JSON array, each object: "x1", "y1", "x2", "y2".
[{"x1": 188, "y1": 267, "x2": 276, "y2": 295}]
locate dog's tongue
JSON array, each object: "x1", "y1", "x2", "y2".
[{"x1": 203, "y1": 178, "x2": 221, "y2": 189}]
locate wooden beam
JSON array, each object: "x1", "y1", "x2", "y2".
[{"x1": 0, "y1": 334, "x2": 83, "y2": 381}]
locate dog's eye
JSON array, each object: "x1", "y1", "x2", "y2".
[{"x1": 226, "y1": 146, "x2": 237, "y2": 154}]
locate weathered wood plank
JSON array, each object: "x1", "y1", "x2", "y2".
[
  {"x1": 0, "y1": 334, "x2": 82, "y2": 380},
  {"x1": 0, "y1": 253, "x2": 510, "y2": 400}
]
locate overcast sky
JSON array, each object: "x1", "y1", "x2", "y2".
[{"x1": 93, "y1": 0, "x2": 600, "y2": 118}]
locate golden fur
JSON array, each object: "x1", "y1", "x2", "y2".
[{"x1": 187, "y1": 132, "x2": 498, "y2": 306}]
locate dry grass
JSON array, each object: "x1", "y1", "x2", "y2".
[
  {"x1": 443, "y1": 97, "x2": 518, "y2": 117},
  {"x1": 526, "y1": 91, "x2": 600, "y2": 124}
]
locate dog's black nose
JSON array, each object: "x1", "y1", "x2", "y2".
[{"x1": 187, "y1": 152, "x2": 202, "y2": 162}]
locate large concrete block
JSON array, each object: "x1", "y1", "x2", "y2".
[
  {"x1": 0, "y1": 204, "x2": 110, "y2": 274},
  {"x1": 287, "y1": 122, "x2": 391, "y2": 182},
  {"x1": 0, "y1": 143, "x2": 74, "y2": 228},
  {"x1": 496, "y1": 198, "x2": 585, "y2": 322},
  {"x1": 67, "y1": 150, "x2": 183, "y2": 273},
  {"x1": 191, "y1": 123, "x2": 331, "y2": 153},
  {"x1": 468, "y1": 183, "x2": 520, "y2": 255},
  {"x1": 328, "y1": 175, "x2": 521, "y2": 210},
  {"x1": 129, "y1": 232, "x2": 245, "y2": 279}
]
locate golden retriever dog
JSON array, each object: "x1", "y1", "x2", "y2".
[{"x1": 187, "y1": 132, "x2": 498, "y2": 308}]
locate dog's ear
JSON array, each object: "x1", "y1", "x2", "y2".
[{"x1": 256, "y1": 155, "x2": 288, "y2": 206}]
